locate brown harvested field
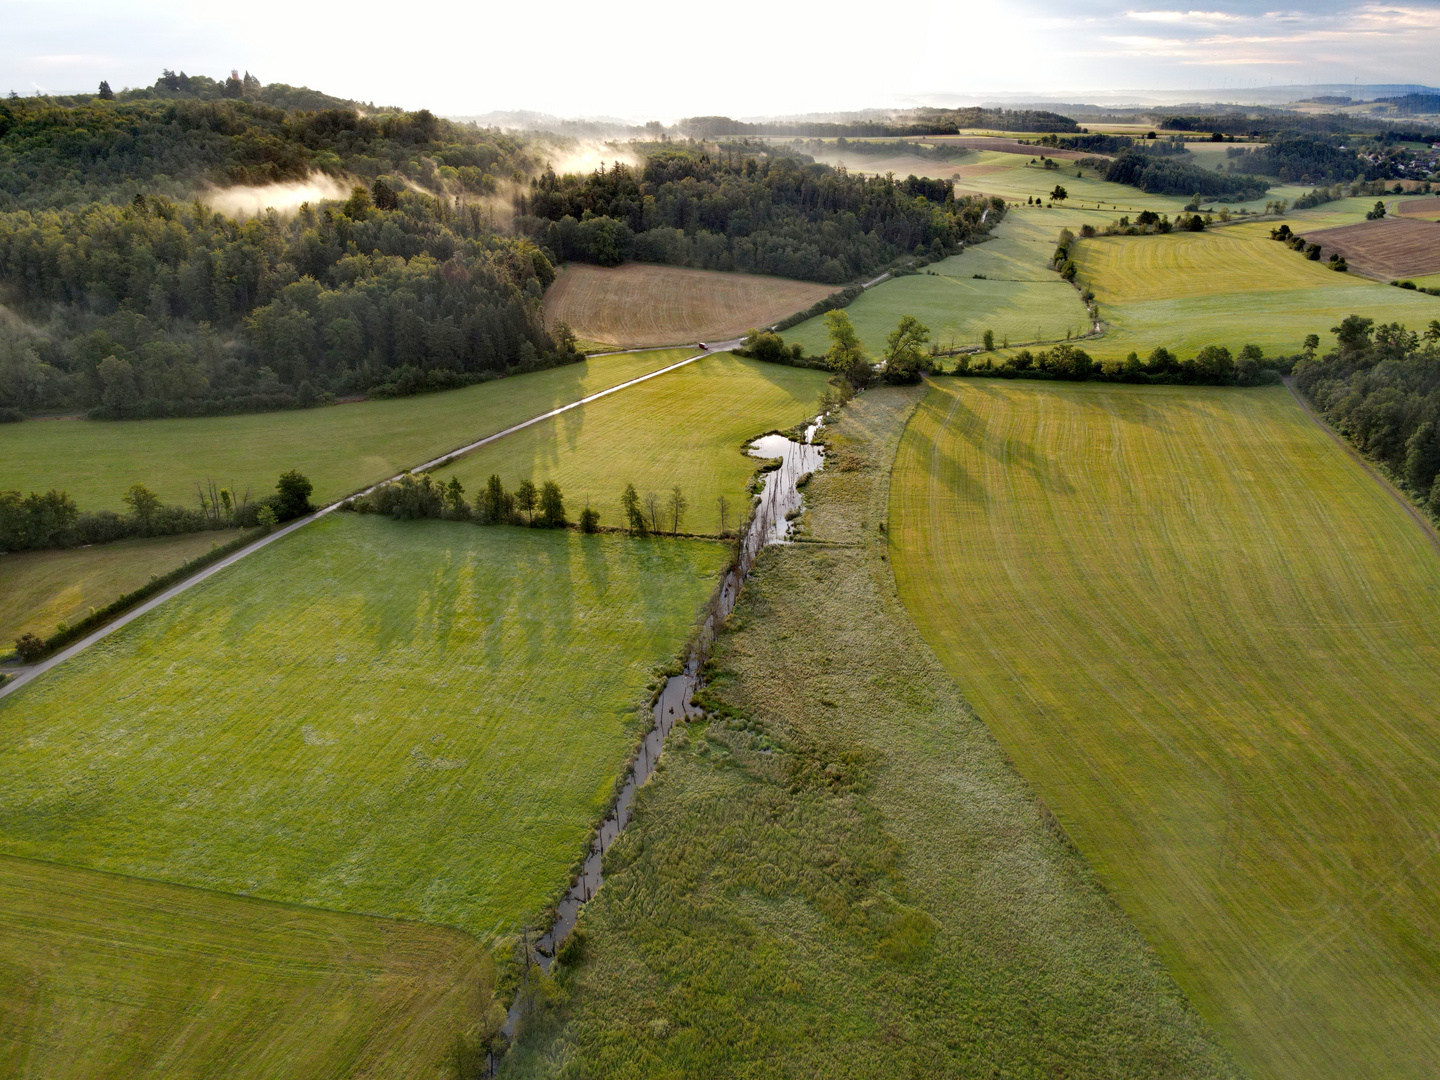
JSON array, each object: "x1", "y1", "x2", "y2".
[
  {"x1": 543, "y1": 262, "x2": 835, "y2": 348},
  {"x1": 1397, "y1": 196, "x2": 1440, "y2": 219},
  {"x1": 1306, "y1": 217, "x2": 1440, "y2": 280}
]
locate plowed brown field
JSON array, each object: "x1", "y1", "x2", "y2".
[
  {"x1": 1397, "y1": 196, "x2": 1440, "y2": 219},
  {"x1": 543, "y1": 263, "x2": 834, "y2": 348},
  {"x1": 1306, "y1": 217, "x2": 1440, "y2": 280}
]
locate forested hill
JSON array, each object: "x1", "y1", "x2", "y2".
[
  {"x1": 0, "y1": 77, "x2": 567, "y2": 420},
  {"x1": 517, "y1": 148, "x2": 1002, "y2": 283},
  {"x1": 0, "y1": 93, "x2": 537, "y2": 210}
]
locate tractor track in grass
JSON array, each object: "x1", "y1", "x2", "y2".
[{"x1": 0, "y1": 344, "x2": 737, "y2": 701}]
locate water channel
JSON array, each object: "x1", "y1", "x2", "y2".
[{"x1": 502, "y1": 419, "x2": 825, "y2": 1040}]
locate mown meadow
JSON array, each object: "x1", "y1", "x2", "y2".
[
  {"x1": 445, "y1": 353, "x2": 829, "y2": 534},
  {"x1": 784, "y1": 209, "x2": 1092, "y2": 355},
  {"x1": 0, "y1": 348, "x2": 694, "y2": 512},
  {"x1": 0, "y1": 854, "x2": 497, "y2": 1080},
  {"x1": 1072, "y1": 220, "x2": 1440, "y2": 359},
  {"x1": 504, "y1": 388, "x2": 1238, "y2": 1079},
  {"x1": 889, "y1": 378, "x2": 1440, "y2": 1080},
  {"x1": 0, "y1": 514, "x2": 726, "y2": 940}
]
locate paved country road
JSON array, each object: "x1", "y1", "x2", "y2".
[{"x1": 0, "y1": 345, "x2": 728, "y2": 701}]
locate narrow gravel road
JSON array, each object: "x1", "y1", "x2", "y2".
[{"x1": 0, "y1": 346, "x2": 725, "y2": 701}]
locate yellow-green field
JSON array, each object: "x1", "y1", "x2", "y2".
[
  {"x1": 784, "y1": 208, "x2": 1092, "y2": 355},
  {"x1": 0, "y1": 350, "x2": 692, "y2": 512},
  {"x1": 0, "y1": 855, "x2": 494, "y2": 1080},
  {"x1": 0, "y1": 530, "x2": 243, "y2": 642},
  {"x1": 1072, "y1": 222, "x2": 1440, "y2": 358},
  {"x1": 0, "y1": 515, "x2": 726, "y2": 940},
  {"x1": 890, "y1": 378, "x2": 1440, "y2": 1080},
  {"x1": 444, "y1": 353, "x2": 829, "y2": 533}
]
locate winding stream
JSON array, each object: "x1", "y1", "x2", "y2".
[{"x1": 503, "y1": 419, "x2": 825, "y2": 1038}]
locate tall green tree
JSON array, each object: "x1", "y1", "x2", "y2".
[
  {"x1": 824, "y1": 310, "x2": 872, "y2": 388},
  {"x1": 667, "y1": 485, "x2": 688, "y2": 535},
  {"x1": 515, "y1": 480, "x2": 538, "y2": 525},
  {"x1": 882, "y1": 315, "x2": 932, "y2": 385},
  {"x1": 538, "y1": 481, "x2": 566, "y2": 528},
  {"x1": 621, "y1": 483, "x2": 646, "y2": 536}
]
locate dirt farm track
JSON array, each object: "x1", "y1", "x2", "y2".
[{"x1": 542, "y1": 263, "x2": 834, "y2": 349}]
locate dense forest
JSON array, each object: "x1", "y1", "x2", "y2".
[
  {"x1": 1294, "y1": 316, "x2": 1440, "y2": 516},
  {"x1": 516, "y1": 148, "x2": 999, "y2": 283},
  {"x1": 678, "y1": 107, "x2": 1079, "y2": 138},
  {"x1": 1104, "y1": 150, "x2": 1270, "y2": 200},
  {"x1": 1228, "y1": 136, "x2": 1383, "y2": 184},
  {"x1": 0, "y1": 76, "x2": 582, "y2": 418},
  {"x1": 0, "y1": 184, "x2": 562, "y2": 417},
  {"x1": 0, "y1": 92, "x2": 538, "y2": 209}
]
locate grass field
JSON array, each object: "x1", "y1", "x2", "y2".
[
  {"x1": 443, "y1": 353, "x2": 829, "y2": 534},
  {"x1": 889, "y1": 378, "x2": 1440, "y2": 1080},
  {"x1": 0, "y1": 530, "x2": 244, "y2": 642},
  {"x1": 543, "y1": 263, "x2": 833, "y2": 348},
  {"x1": 783, "y1": 209, "x2": 1093, "y2": 356},
  {"x1": 1306, "y1": 217, "x2": 1440, "y2": 280},
  {"x1": 505, "y1": 387, "x2": 1238, "y2": 1078},
  {"x1": 0, "y1": 855, "x2": 494, "y2": 1080},
  {"x1": 1071, "y1": 221, "x2": 1440, "y2": 358},
  {"x1": 0, "y1": 514, "x2": 726, "y2": 940},
  {"x1": 0, "y1": 350, "x2": 693, "y2": 512}
]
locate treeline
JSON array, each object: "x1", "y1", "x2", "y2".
[
  {"x1": 1294, "y1": 316, "x2": 1440, "y2": 516},
  {"x1": 114, "y1": 69, "x2": 364, "y2": 112},
  {"x1": 517, "y1": 149, "x2": 1001, "y2": 284},
  {"x1": 801, "y1": 138, "x2": 972, "y2": 161},
  {"x1": 0, "y1": 92, "x2": 537, "y2": 210},
  {"x1": 677, "y1": 108, "x2": 1077, "y2": 139},
  {"x1": 0, "y1": 182, "x2": 571, "y2": 417},
  {"x1": 1104, "y1": 151, "x2": 1269, "y2": 200},
  {"x1": 1031, "y1": 133, "x2": 1184, "y2": 156},
  {"x1": 0, "y1": 470, "x2": 312, "y2": 553},
  {"x1": 345, "y1": 472, "x2": 700, "y2": 536},
  {"x1": 955, "y1": 342, "x2": 1285, "y2": 385}
]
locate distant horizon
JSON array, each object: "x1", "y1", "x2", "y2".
[{"x1": 6, "y1": 0, "x2": 1440, "y2": 119}]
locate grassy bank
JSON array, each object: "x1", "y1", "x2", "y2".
[
  {"x1": 890, "y1": 379, "x2": 1440, "y2": 1079},
  {"x1": 0, "y1": 515, "x2": 726, "y2": 940},
  {"x1": 0, "y1": 854, "x2": 495, "y2": 1079},
  {"x1": 445, "y1": 353, "x2": 829, "y2": 534},
  {"x1": 503, "y1": 387, "x2": 1237, "y2": 1078},
  {"x1": 0, "y1": 349, "x2": 694, "y2": 511},
  {"x1": 0, "y1": 529, "x2": 244, "y2": 643}
]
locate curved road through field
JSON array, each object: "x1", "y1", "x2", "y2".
[{"x1": 0, "y1": 344, "x2": 739, "y2": 701}]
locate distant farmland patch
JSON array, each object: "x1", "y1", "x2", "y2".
[
  {"x1": 1307, "y1": 217, "x2": 1440, "y2": 280},
  {"x1": 1071, "y1": 221, "x2": 1440, "y2": 358},
  {"x1": 1396, "y1": 196, "x2": 1440, "y2": 218},
  {"x1": 543, "y1": 263, "x2": 835, "y2": 348}
]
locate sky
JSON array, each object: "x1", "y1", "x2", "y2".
[{"x1": 4, "y1": 0, "x2": 1439, "y2": 118}]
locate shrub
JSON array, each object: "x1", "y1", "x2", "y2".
[
  {"x1": 256, "y1": 505, "x2": 278, "y2": 531},
  {"x1": 579, "y1": 506, "x2": 600, "y2": 533},
  {"x1": 14, "y1": 633, "x2": 47, "y2": 663},
  {"x1": 273, "y1": 470, "x2": 313, "y2": 520}
]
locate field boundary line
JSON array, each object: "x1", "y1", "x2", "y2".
[
  {"x1": 0, "y1": 347, "x2": 722, "y2": 701},
  {"x1": 1284, "y1": 377, "x2": 1440, "y2": 557}
]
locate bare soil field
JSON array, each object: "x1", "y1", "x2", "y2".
[
  {"x1": 1306, "y1": 217, "x2": 1440, "y2": 280},
  {"x1": 543, "y1": 263, "x2": 834, "y2": 348},
  {"x1": 1396, "y1": 196, "x2": 1440, "y2": 219}
]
